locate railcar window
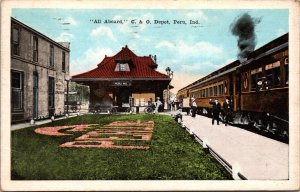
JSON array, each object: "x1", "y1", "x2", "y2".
[
  {"x1": 213, "y1": 86, "x2": 218, "y2": 96},
  {"x1": 251, "y1": 67, "x2": 263, "y2": 91},
  {"x1": 285, "y1": 58, "x2": 289, "y2": 85},
  {"x1": 224, "y1": 81, "x2": 228, "y2": 94},
  {"x1": 219, "y1": 84, "x2": 223, "y2": 95},
  {"x1": 265, "y1": 61, "x2": 281, "y2": 89}
]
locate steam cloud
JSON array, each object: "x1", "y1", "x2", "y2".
[{"x1": 230, "y1": 13, "x2": 261, "y2": 61}]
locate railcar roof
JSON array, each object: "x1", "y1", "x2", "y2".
[{"x1": 177, "y1": 33, "x2": 289, "y2": 93}]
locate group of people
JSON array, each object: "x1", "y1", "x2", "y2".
[
  {"x1": 150, "y1": 97, "x2": 178, "y2": 113},
  {"x1": 191, "y1": 96, "x2": 232, "y2": 126}
]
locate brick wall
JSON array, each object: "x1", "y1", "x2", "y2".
[{"x1": 11, "y1": 18, "x2": 70, "y2": 122}]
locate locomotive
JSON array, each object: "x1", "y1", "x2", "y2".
[{"x1": 177, "y1": 33, "x2": 289, "y2": 139}]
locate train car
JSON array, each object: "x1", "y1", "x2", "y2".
[
  {"x1": 177, "y1": 60, "x2": 240, "y2": 116},
  {"x1": 239, "y1": 33, "x2": 288, "y2": 137},
  {"x1": 176, "y1": 33, "x2": 289, "y2": 138},
  {"x1": 189, "y1": 60, "x2": 240, "y2": 115},
  {"x1": 176, "y1": 86, "x2": 191, "y2": 113}
]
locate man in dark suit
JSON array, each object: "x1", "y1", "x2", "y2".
[
  {"x1": 209, "y1": 99, "x2": 221, "y2": 125},
  {"x1": 223, "y1": 98, "x2": 231, "y2": 126},
  {"x1": 191, "y1": 97, "x2": 197, "y2": 117}
]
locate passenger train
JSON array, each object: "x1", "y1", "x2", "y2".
[{"x1": 177, "y1": 33, "x2": 289, "y2": 139}]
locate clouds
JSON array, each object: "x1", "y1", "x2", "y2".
[
  {"x1": 156, "y1": 40, "x2": 224, "y2": 58},
  {"x1": 90, "y1": 26, "x2": 117, "y2": 41},
  {"x1": 11, "y1": 9, "x2": 288, "y2": 94},
  {"x1": 185, "y1": 11, "x2": 209, "y2": 23},
  {"x1": 170, "y1": 72, "x2": 201, "y2": 93},
  {"x1": 111, "y1": 13, "x2": 154, "y2": 44},
  {"x1": 71, "y1": 47, "x2": 114, "y2": 75},
  {"x1": 56, "y1": 32, "x2": 74, "y2": 42},
  {"x1": 116, "y1": 13, "x2": 154, "y2": 34},
  {"x1": 63, "y1": 16, "x2": 78, "y2": 26},
  {"x1": 155, "y1": 40, "x2": 176, "y2": 49},
  {"x1": 154, "y1": 39, "x2": 230, "y2": 82}
]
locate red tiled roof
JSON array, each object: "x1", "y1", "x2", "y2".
[{"x1": 72, "y1": 46, "x2": 169, "y2": 80}]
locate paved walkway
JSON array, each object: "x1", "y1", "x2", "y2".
[
  {"x1": 174, "y1": 112, "x2": 289, "y2": 180},
  {"x1": 11, "y1": 113, "x2": 81, "y2": 131}
]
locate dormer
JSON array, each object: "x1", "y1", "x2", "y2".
[{"x1": 115, "y1": 60, "x2": 131, "y2": 72}]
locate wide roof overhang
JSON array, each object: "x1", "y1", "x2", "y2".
[{"x1": 71, "y1": 77, "x2": 172, "y2": 82}]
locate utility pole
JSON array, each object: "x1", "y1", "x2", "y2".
[{"x1": 165, "y1": 67, "x2": 173, "y2": 111}]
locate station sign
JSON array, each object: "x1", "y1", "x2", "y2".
[{"x1": 112, "y1": 81, "x2": 132, "y2": 86}]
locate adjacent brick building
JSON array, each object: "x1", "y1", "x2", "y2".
[{"x1": 11, "y1": 17, "x2": 70, "y2": 122}]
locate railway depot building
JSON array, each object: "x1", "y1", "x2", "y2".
[
  {"x1": 11, "y1": 18, "x2": 70, "y2": 123},
  {"x1": 71, "y1": 46, "x2": 171, "y2": 112}
]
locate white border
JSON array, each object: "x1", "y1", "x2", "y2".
[{"x1": 1, "y1": 0, "x2": 299, "y2": 191}]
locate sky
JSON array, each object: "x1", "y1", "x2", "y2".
[{"x1": 12, "y1": 9, "x2": 288, "y2": 93}]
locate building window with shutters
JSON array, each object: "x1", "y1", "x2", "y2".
[
  {"x1": 12, "y1": 27, "x2": 20, "y2": 56},
  {"x1": 62, "y1": 51, "x2": 66, "y2": 72},
  {"x1": 49, "y1": 45, "x2": 54, "y2": 68},
  {"x1": 33, "y1": 36, "x2": 38, "y2": 62},
  {"x1": 48, "y1": 77, "x2": 55, "y2": 108},
  {"x1": 11, "y1": 70, "x2": 23, "y2": 111}
]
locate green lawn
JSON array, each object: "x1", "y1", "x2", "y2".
[{"x1": 11, "y1": 114, "x2": 232, "y2": 180}]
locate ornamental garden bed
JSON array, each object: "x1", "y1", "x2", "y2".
[{"x1": 11, "y1": 114, "x2": 231, "y2": 180}]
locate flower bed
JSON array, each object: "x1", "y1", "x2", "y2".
[{"x1": 35, "y1": 121, "x2": 154, "y2": 150}]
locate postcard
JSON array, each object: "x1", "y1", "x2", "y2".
[{"x1": 1, "y1": 0, "x2": 299, "y2": 191}]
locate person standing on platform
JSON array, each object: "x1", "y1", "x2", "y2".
[
  {"x1": 154, "y1": 97, "x2": 162, "y2": 114},
  {"x1": 171, "y1": 100, "x2": 175, "y2": 111},
  {"x1": 191, "y1": 96, "x2": 197, "y2": 117},
  {"x1": 223, "y1": 98, "x2": 231, "y2": 126},
  {"x1": 209, "y1": 99, "x2": 221, "y2": 125}
]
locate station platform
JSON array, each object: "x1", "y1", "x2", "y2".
[{"x1": 176, "y1": 112, "x2": 289, "y2": 180}]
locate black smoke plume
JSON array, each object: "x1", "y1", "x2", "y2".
[{"x1": 230, "y1": 13, "x2": 261, "y2": 61}]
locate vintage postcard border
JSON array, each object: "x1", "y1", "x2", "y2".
[{"x1": 1, "y1": 0, "x2": 299, "y2": 191}]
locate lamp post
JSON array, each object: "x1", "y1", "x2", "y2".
[
  {"x1": 165, "y1": 67, "x2": 173, "y2": 111},
  {"x1": 65, "y1": 75, "x2": 71, "y2": 116}
]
